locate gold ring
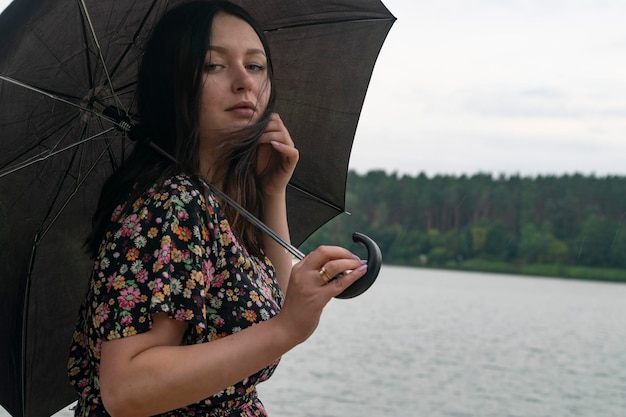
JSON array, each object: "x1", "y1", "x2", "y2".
[{"x1": 318, "y1": 267, "x2": 331, "y2": 284}]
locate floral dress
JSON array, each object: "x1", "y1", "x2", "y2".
[{"x1": 67, "y1": 174, "x2": 284, "y2": 417}]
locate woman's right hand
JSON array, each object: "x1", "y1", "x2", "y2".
[
  {"x1": 275, "y1": 245, "x2": 367, "y2": 344},
  {"x1": 99, "y1": 245, "x2": 366, "y2": 417}
]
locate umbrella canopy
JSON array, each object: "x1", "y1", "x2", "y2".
[{"x1": 0, "y1": 0, "x2": 395, "y2": 416}]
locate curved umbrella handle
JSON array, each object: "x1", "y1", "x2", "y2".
[{"x1": 335, "y1": 232, "x2": 383, "y2": 299}]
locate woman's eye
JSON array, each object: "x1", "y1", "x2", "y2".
[
  {"x1": 246, "y1": 64, "x2": 265, "y2": 72},
  {"x1": 204, "y1": 63, "x2": 221, "y2": 72}
]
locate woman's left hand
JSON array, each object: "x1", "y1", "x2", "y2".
[{"x1": 256, "y1": 113, "x2": 299, "y2": 197}]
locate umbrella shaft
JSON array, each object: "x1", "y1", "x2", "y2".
[{"x1": 200, "y1": 178, "x2": 305, "y2": 260}]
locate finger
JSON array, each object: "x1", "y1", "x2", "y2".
[
  {"x1": 319, "y1": 258, "x2": 365, "y2": 282},
  {"x1": 306, "y1": 245, "x2": 360, "y2": 269},
  {"x1": 261, "y1": 121, "x2": 281, "y2": 134},
  {"x1": 256, "y1": 143, "x2": 298, "y2": 174},
  {"x1": 262, "y1": 115, "x2": 293, "y2": 139},
  {"x1": 259, "y1": 126, "x2": 293, "y2": 146},
  {"x1": 317, "y1": 266, "x2": 333, "y2": 285},
  {"x1": 259, "y1": 130, "x2": 290, "y2": 144},
  {"x1": 263, "y1": 117, "x2": 285, "y2": 131},
  {"x1": 269, "y1": 141, "x2": 299, "y2": 159},
  {"x1": 322, "y1": 263, "x2": 367, "y2": 297},
  {"x1": 263, "y1": 114, "x2": 286, "y2": 132},
  {"x1": 268, "y1": 112, "x2": 283, "y2": 124}
]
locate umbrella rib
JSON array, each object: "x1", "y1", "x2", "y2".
[
  {"x1": 264, "y1": 15, "x2": 396, "y2": 32},
  {"x1": 110, "y1": 80, "x2": 139, "y2": 114},
  {"x1": 1, "y1": 110, "x2": 77, "y2": 174},
  {"x1": 0, "y1": 77, "x2": 80, "y2": 101},
  {"x1": 20, "y1": 124, "x2": 106, "y2": 415},
  {"x1": 0, "y1": 127, "x2": 116, "y2": 178},
  {"x1": 108, "y1": 0, "x2": 159, "y2": 83},
  {"x1": 21, "y1": 132, "x2": 111, "y2": 410},
  {"x1": 22, "y1": 235, "x2": 39, "y2": 417},
  {"x1": 27, "y1": 24, "x2": 85, "y2": 92},
  {"x1": 1, "y1": 75, "x2": 89, "y2": 114},
  {"x1": 287, "y1": 183, "x2": 348, "y2": 214},
  {"x1": 78, "y1": 2, "x2": 95, "y2": 91},
  {"x1": 78, "y1": 0, "x2": 124, "y2": 110},
  {"x1": 38, "y1": 128, "x2": 110, "y2": 242},
  {"x1": 0, "y1": 75, "x2": 130, "y2": 131},
  {"x1": 94, "y1": 110, "x2": 125, "y2": 172}
]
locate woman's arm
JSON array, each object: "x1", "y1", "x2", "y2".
[
  {"x1": 261, "y1": 187, "x2": 293, "y2": 290},
  {"x1": 100, "y1": 310, "x2": 291, "y2": 417},
  {"x1": 256, "y1": 113, "x2": 299, "y2": 291},
  {"x1": 99, "y1": 245, "x2": 367, "y2": 417}
]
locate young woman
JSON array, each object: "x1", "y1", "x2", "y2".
[{"x1": 67, "y1": 1, "x2": 367, "y2": 416}]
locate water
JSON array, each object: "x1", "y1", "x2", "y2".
[
  {"x1": 2, "y1": 266, "x2": 625, "y2": 416},
  {"x1": 257, "y1": 266, "x2": 626, "y2": 417}
]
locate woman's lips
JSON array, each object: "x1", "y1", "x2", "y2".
[{"x1": 227, "y1": 102, "x2": 255, "y2": 118}]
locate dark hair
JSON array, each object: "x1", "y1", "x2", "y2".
[{"x1": 87, "y1": 0, "x2": 276, "y2": 258}]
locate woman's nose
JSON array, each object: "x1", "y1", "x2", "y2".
[{"x1": 232, "y1": 65, "x2": 253, "y2": 93}]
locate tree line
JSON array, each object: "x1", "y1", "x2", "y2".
[{"x1": 300, "y1": 170, "x2": 626, "y2": 280}]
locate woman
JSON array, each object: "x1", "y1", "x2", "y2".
[{"x1": 67, "y1": 1, "x2": 367, "y2": 416}]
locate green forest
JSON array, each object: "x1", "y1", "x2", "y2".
[{"x1": 300, "y1": 171, "x2": 626, "y2": 282}]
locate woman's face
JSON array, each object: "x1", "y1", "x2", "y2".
[{"x1": 198, "y1": 13, "x2": 271, "y2": 151}]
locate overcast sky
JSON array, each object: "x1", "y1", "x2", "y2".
[
  {"x1": 2, "y1": 0, "x2": 625, "y2": 178},
  {"x1": 353, "y1": 0, "x2": 626, "y2": 177}
]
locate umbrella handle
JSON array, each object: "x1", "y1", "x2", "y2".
[
  {"x1": 335, "y1": 232, "x2": 383, "y2": 299},
  {"x1": 192, "y1": 179, "x2": 383, "y2": 299}
]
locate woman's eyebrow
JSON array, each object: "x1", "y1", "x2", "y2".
[{"x1": 209, "y1": 45, "x2": 266, "y2": 57}]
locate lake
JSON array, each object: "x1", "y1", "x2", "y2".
[
  {"x1": 3, "y1": 266, "x2": 625, "y2": 416},
  {"x1": 257, "y1": 266, "x2": 626, "y2": 417}
]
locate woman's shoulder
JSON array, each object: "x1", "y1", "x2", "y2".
[
  {"x1": 155, "y1": 173, "x2": 203, "y2": 194},
  {"x1": 118, "y1": 173, "x2": 224, "y2": 227},
  {"x1": 114, "y1": 173, "x2": 207, "y2": 222},
  {"x1": 144, "y1": 173, "x2": 207, "y2": 206}
]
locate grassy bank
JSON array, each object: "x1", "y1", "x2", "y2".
[{"x1": 434, "y1": 259, "x2": 626, "y2": 283}]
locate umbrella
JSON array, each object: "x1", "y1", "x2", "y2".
[{"x1": 0, "y1": 0, "x2": 395, "y2": 416}]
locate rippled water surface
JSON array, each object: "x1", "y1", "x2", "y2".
[{"x1": 258, "y1": 266, "x2": 626, "y2": 417}]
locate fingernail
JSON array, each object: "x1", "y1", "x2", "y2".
[
  {"x1": 356, "y1": 264, "x2": 367, "y2": 272},
  {"x1": 271, "y1": 140, "x2": 280, "y2": 146},
  {"x1": 352, "y1": 254, "x2": 361, "y2": 260},
  {"x1": 360, "y1": 260, "x2": 367, "y2": 265}
]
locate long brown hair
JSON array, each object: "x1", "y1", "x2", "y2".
[{"x1": 87, "y1": 0, "x2": 276, "y2": 258}]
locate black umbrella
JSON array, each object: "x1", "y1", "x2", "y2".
[{"x1": 0, "y1": 0, "x2": 394, "y2": 416}]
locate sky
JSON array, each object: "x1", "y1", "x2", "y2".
[
  {"x1": 352, "y1": 0, "x2": 626, "y2": 177},
  {"x1": 2, "y1": 0, "x2": 626, "y2": 178}
]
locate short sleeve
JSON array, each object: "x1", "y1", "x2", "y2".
[{"x1": 92, "y1": 176, "x2": 211, "y2": 341}]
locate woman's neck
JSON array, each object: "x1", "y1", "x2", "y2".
[{"x1": 198, "y1": 156, "x2": 227, "y2": 190}]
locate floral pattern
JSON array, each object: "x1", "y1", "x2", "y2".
[{"x1": 67, "y1": 174, "x2": 284, "y2": 416}]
